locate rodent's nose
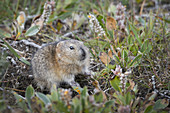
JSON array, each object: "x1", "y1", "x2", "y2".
[{"x1": 80, "y1": 47, "x2": 86, "y2": 61}]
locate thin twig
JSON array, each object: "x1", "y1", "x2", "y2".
[
  {"x1": 104, "y1": 87, "x2": 113, "y2": 93},
  {"x1": 89, "y1": 63, "x2": 103, "y2": 70},
  {"x1": 20, "y1": 40, "x2": 41, "y2": 48},
  {"x1": 61, "y1": 30, "x2": 80, "y2": 38},
  {"x1": 0, "y1": 43, "x2": 25, "y2": 55},
  {"x1": 139, "y1": 0, "x2": 146, "y2": 16}
]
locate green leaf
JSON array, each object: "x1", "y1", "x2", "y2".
[
  {"x1": 54, "y1": 101, "x2": 69, "y2": 113},
  {"x1": 0, "y1": 52, "x2": 9, "y2": 76},
  {"x1": 96, "y1": 14, "x2": 106, "y2": 31},
  {"x1": 133, "y1": 85, "x2": 138, "y2": 94},
  {"x1": 147, "y1": 43, "x2": 152, "y2": 53},
  {"x1": 148, "y1": 92, "x2": 157, "y2": 101},
  {"x1": 129, "y1": 22, "x2": 142, "y2": 46},
  {"x1": 140, "y1": 39, "x2": 152, "y2": 54},
  {"x1": 17, "y1": 37, "x2": 26, "y2": 40},
  {"x1": 0, "y1": 29, "x2": 11, "y2": 38},
  {"x1": 0, "y1": 36, "x2": 20, "y2": 58},
  {"x1": 127, "y1": 35, "x2": 133, "y2": 45},
  {"x1": 94, "y1": 92, "x2": 103, "y2": 103},
  {"x1": 139, "y1": 17, "x2": 146, "y2": 25},
  {"x1": 122, "y1": 49, "x2": 128, "y2": 66},
  {"x1": 57, "y1": 12, "x2": 73, "y2": 20},
  {"x1": 129, "y1": 44, "x2": 138, "y2": 56},
  {"x1": 83, "y1": 1, "x2": 100, "y2": 11},
  {"x1": 168, "y1": 81, "x2": 170, "y2": 90},
  {"x1": 148, "y1": 11, "x2": 154, "y2": 35},
  {"x1": 144, "y1": 105, "x2": 153, "y2": 113},
  {"x1": 161, "y1": 18, "x2": 170, "y2": 23},
  {"x1": 0, "y1": 33, "x2": 30, "y2": 65},
  {"x1": 0, "y1": 100, "x2": 6, "y2": 111},
  {"x1": 36, "y1": 92, "x2": 51, "y2": 105},
  {"x1": 13, "y1": 92, "x2": 25, "y2": 101},
  {"x1": 140, "y1": 39, "x2": 148, "y2": 53},
  {"x1": 128, "y1": 53, "x2": 142, "y2": 67},
  {"x1": 72, "y1": 97, "x2": 81, "y2": 111},
  {"x1": 160, "y1": 111, "x2": 169, "y2": 113},
  {"x1": 153, "y1": 99, "x2": 169, "y2": 110},
  {"x1": 63, "y1": 1, "x2": 79, "y2": 10},
  {"x1": 12, "y1": 92, "x2": 28, "y2": 110},
  {"x1": 114, "y1": 55, "x2": 121, "y2": 64},
  {"x1": 101, "y1": 100, "x2": 115, "y2": 112},
  {"x1": 125, "y1": 92, "x2": 132, "y2": 105},
  {"x1": 82, "y1": 87, "x2": 88, "y2": 97},
  {"x1": 25, "y1": 25, "x2": 40, "y2": 37},
  {"x1": 20, "y1": 57, "x2": 31, "y2": 65},
  {"x1": 105, "y1": 100, "x2": 115, "y2": 107},
  {"x1": 116, "y1": 94, "x2": 126, "y2": 105},
  {"x1": 50, "y1": 85, "x2": 59, "y2": 101},
  {"x1": 108, "y1": 30, "x2": 114, "y2": 39},
  {"x1": 75, "y1": 16, "x2": 86, "y2": 29},
  {"x1": 75, "y1": 105, "x2": 81, "y2": 113},
  {"x1": 132, "y1": 97, "x2": 140, "y2": 109},
  {"x1": 25, "y1": 85, "x2": 35, "y2": 110},
  {"x1": 110, "y1": 76, "x2": 121, "y2": 92}
]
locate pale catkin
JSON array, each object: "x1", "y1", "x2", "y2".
[{"x1": 88, "y1": 13, "x2": 106, "y2": 37}]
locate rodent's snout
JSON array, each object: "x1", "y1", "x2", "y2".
[{"x1": 80, "y1": 47, "x2": 86, "y2": 61}]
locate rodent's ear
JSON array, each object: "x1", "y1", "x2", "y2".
[{"x1": 56, "y1": 41, "x2": 64, "y2": 48}]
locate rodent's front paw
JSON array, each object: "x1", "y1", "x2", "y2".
[
  {"x1": 84, "y1": 71, "x2": 91, "y2": 76},
  {"x1": 83, "y1": 69, "x2": 91, "y2": 76}
]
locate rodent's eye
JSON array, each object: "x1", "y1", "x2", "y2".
[{"x1": 69, "y1": 46, "x2": 74, "y2": 50}]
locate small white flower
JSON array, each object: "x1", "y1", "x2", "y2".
[
  {"x1": 115, "y1": 3, "x2": 126, "y2": 31},
  {"x1": 111, "y1": 65, "x2": 132, "y2": 93},
  {"x1": 41, "y1": 2, "x2": 53, "y2": 24}
]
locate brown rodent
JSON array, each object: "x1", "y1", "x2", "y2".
[{"x1": 31, "y1": 39, "x2": 90, "y2": 90}]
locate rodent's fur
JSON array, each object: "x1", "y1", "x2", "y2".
[{"x1": 31, "y1": 39, "x2": 90, "y2": 89}]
